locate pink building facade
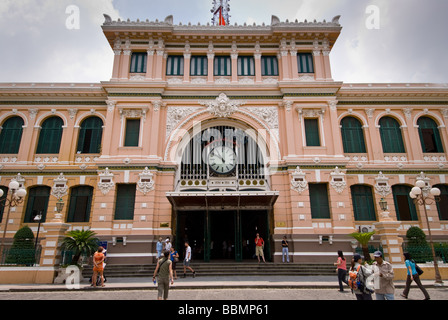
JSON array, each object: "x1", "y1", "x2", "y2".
[{"x1": 0, "y1": 15, "x2": 447, "y2": 264}]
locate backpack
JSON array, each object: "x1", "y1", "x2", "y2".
[
  {"x1": 348, "y1": 265, "x2": 362, "y2": 291},
  {"x1": 349, "y1": 264, "x2": 374, "y2": 294}
]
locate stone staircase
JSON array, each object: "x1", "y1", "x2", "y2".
[{"x1": 82, "y1": 262, "x2": 336, "y2": 278}]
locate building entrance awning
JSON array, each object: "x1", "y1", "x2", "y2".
[{"x1": 166, "y1": 191, "x2": 279, "y2": 210}]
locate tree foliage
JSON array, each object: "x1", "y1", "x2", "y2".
[{"x1": 61, "y1": 229, "x2": 99, "y2": 265}]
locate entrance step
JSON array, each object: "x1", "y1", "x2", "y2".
[{"x1": 82, "y1": 262, "x2": 337, "y2": 278}]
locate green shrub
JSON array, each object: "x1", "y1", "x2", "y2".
[{"x1": 5, "y1": 226, "x2": 36, "y2": 265}]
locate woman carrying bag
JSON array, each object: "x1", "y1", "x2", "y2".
[{"x1": 401, "y1": 252, "x2": 430, "y2": 300}]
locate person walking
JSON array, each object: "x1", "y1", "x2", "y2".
[
  {"x1": 401, "y1": 252, "x2": 430, "y2": 300},
  {"x1": 170, "y1": 246, "x2": 179, "y2": 279},
  {"x1": 334, "y1": 250, "x2": 348, "y2": 292},
  {"x1": 255, "y1": 233, "x2": 266, "y2": 263},
  {"x1": 349, "y1": 254, "x2": 374, "y2": 300},
  {"x1": 152, "y1": 250, "x2": 174, "y2": 300},
  {"x1": 372, "y1": 251, "x2": 395, "y2": 300},
  {"x1": 281, "y1": 236, "x2": 290, "y2": 263},
  {"x1": 182, "y1": 241, "x2": 196, "y2": 278},
  {"x1": 92, "y1": 246, "x2": 105, "y2": 288}
]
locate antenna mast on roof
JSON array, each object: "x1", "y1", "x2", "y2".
[{"x1": 211, "y1": 0, "x2": 230, "y2": 26}]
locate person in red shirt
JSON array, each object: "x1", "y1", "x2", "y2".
[{"x1": 254, "y1": 233, "x2": 266, "y2": 263}]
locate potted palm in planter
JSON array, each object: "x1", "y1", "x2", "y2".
[
  {"x1": 349, "y1": 231, "x2": 376, "y2": 263},
  {"x1": 54, "y1": 229, "x2": 99, "y2": 284}
]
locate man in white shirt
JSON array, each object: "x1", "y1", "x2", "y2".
[
  {"x1": 183, "y1": 241, "x2": 196, "y2": 278},
  {"x1": 165, "y1": 238, "x2": 172, "y2": 252}
]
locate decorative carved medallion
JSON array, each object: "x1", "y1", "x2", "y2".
[
  {"x1": 201, "y1": 93, "x2": 244, "y2": 118},
  {"x1": 290, "y1": 166, "x2": 308, "y2": 193},
  {"x1": 137, "y1": 167, "x2": 155, "y2": 195},
  {"x1": 329, "y1": 167, "x2": 346, "y2": 194},
  {"x1": 374, "y1": 171, "x2": 391, "y2": 197},
  {"x1": 98, "y1": 167, "x2": 114, "y2": 195},
  {"x1": 51, "y1": 173, "x2": 68, "y2": 200}
]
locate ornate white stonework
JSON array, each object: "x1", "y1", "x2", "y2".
[
  {"x1": 98, "y1": 167, "x2": 114, "y2": 195},
  {"x1": 244, "y1": 106, "x2": 279, "y2": 140},
  {"x1": 166, "y1": 106, "x2": 203, "y2": 139},
  {"x1": 330, "y1": 167, "x2": 346, "y2": 194},
  {"x1": 374, "y1": 171, "x2": 391, "y2": 197},
  {"x1": 290, "y1": 166, "x2": 308, "y2": 193},
  {"x1": 51, "y1": 173, "x2": 68, "y2": 200},
  {"x1": 137, "y1": 167, "x2": 155, "y2": 195},
  {"x1": 201, "y1": 93, "x2": 244, "y2": 118}
]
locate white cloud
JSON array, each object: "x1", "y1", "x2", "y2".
[{"x1": 0, "y1": 0, "x2": 120, "y2": 82}]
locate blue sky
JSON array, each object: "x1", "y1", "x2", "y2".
[{"x1": 0, "y1": 0, "x2": 447, "y2": 84}]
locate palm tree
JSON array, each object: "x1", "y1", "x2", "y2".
[
  {"x1": 349, "y1": 231, "x2": 376, "y2": 261},
  {"x1": 61, "y1": 229, "x2": 99, "y2": 266}
]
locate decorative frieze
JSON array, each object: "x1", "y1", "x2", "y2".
[
  {"x1": 329, "y1": 167, "x2": 346, "y2": 194},
  {"x1": 374, "y1": 171, "x2": 391, "y2": 197},
  {"x1": 290, "y1": 166, "x2": 308, "y2": 193},
  {"x1": 201, "y1": 93, "x2": 244, "y2": 118},
  {"x1": 137, "y1": 167, "x2": 155, "y2": 195}
]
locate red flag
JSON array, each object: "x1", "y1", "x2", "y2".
[{"x1": 219, "y1": 7, "x2": 226, "y2": 26}]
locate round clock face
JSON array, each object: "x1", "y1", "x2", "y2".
[{"x1": 208, "y1": 146, "x2": 237, "y2": 175}]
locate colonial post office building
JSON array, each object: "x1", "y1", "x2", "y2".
[{"x1": 1, "y1": 14, "x2": 447, "y2": 265}]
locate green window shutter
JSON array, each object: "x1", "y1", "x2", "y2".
[
  {"x1": 434, "y1": 185, "x2": 448, "y2": 220},
  {"x1": 417, "y1": 117, "x2": 444, "y2": 153},
  {"x1": 214, "y1": 56, "x2": 231, "y2": 76},
  {"x1": 166, "y1": 55, "x2": 184, "y2": 76},
  {"x1": 0, "y1": 116, "x2": 24, "y2": 154},
  {"x1": 297, "y1": 53, "x2": 314, "y2": 73},
  {"x1": 77, "y1": 117, "x2": 103, "y2": 153},
  {"x1": 130, "y1": 52, "x2": 147, "y2": 73},
  {"x1": 24, "y1": 186, "x2": 51, "y2": 223},
  {"x1": 341, "y1": 117, "x2": 366, "y2": 153},
  {"x1": 261, "y1": 56, "x2": 278, "y2": 76},
  {"x1": 309, "y1": 184, "x2": 331, "y2": 219},
  {"x1": 379, "y1": 117, "x2": 405, "y2": 153},
  {"x1": 304, "y1": 118, "x2": 320, "y2": 146},
  {"x1": 114, "y1": 184, "x2": 136, "y2": 220},
  {"x1": 67, "y1": 186, "x2": 93, "y2": 222},
  {"x1": 392, "y1": 185, "x2": 418, "y2": 221},
  {"x1": 237, "y1": 56, "x2": 255, "y2": 76},
  {"x1": 124, "y1": 119, "x2": 140, "y2": 147},
  {"x1": 190, "y1": 56, "x2": 208, "y2": 76},
  {"x1": 351, "y1": 185, "x2": 376, "y2": 221},
  {"x1": 36, "y1": 117, "x2": 63, "y2": 154}
]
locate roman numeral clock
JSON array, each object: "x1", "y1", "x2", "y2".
[{"x1": 208, "y1": 145, "x2": 237, "y2": 175}]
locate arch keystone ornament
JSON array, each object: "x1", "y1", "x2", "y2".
[{"x1": 201, "y1": 93, "x2": 244, "y2": 118}]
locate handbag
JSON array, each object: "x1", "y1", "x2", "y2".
[{"x1": 413, "y1": 260, "x2": 424, "y2": 275}]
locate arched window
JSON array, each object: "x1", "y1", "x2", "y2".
[
  {"x1": 351, "y1": 185, "x2": 376, "y2": 221},
  {"x1": 24, "y1": 186, "x2": 51, "y2": 223},
  {"x1": 340, "y1": 116, "x2": 366, "y2": 153},
  {"x1": 77, "y1": 117, "x2": 103, "y2": 154},
  {"x1": 434, "y1": 184, "x2": 448, "y2": 221},
  {"x1": 36, "y1": 117, "x2": 63, "y2": 154},
  {"x1": 379, "y1": 117, "x2": 405, "y2": 153},
  {"x1": 67, "y1": 186, "x2": 93, "y2": 222},
  {"x1": 0, "y1": 116, "x2": 24, "y2": 154},
  {"x1": 417, "y1": 117, "x2": 444, "y2": 153},
  {"x1": 392, "y1": 185, "x2": 418, "y2": 221}
]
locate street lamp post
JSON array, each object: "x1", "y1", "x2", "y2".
[
  {"x1": 34, "y1": 212, "x2": 42, "y2": 251},
  {"x1": 409, "y1": 179, "x2": 444, "y2": 286},
  {"x1": 0, "y1": 180, "x2": 27, "y2": 262}
]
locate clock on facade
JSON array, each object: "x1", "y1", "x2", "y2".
[{"x1": 208, "y1": 145, "x2": 237, "y2": 175}]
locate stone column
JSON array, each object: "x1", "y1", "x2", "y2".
[
  {"x1": 37, "y1": 213, "x2": 70, "y2": 283},
  {"x1": 373, "y1": 203, "x2": 406, "y2": 279},
  {"x1": 111, "y1": 49, "x2": 121, "y2": 81},
  {"x1": 254, "y1": 53, "x2": 262, "y2": 83}
]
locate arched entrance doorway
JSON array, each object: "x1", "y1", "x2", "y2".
[{"x1": 166, "y1": 123, "x2": 278, "y2": 262}]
